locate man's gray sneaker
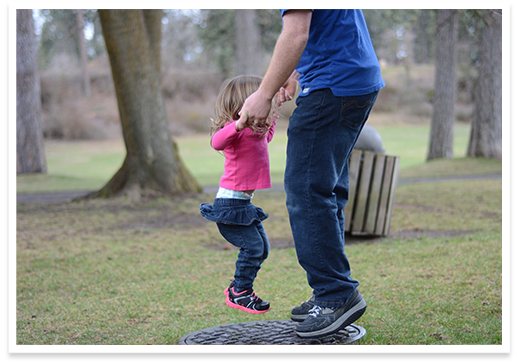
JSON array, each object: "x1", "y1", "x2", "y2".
[
  {"x1": 295, "y1": 290, "x2": 367, "y2": 338},
  {"x1": 291, "y1": 295, "x2": 315, "y2": 322}
]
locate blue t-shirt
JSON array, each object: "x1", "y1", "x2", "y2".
[{"x1": 280, "y1": 9, "x2": 385, "y2": 97}]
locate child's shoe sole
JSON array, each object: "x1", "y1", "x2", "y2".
[
  {"x1": 225, "y1": 296, "x2": 271, "y2": 314},
  {"x1": 224, "y1": 287, "x2": 271, "y2": 314}
]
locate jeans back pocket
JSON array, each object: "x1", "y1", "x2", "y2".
[{"x1": 341, "y1": 92, "x2": 379, "y2": 128}]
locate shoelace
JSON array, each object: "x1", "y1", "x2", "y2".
[
  {"x1": 308, "y1": 305, "x2": 322, "y2": 317},
  {"x1": 308, "y1": 304, "x2": 337, "y2": 317},
  {"x1": 233, "y1": 288, "x2": 260, "y2": 302}
]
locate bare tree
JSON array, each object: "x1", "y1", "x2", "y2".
[
  {"x1": 427, "y1": 9, "x2": 458, "y2": 161},
  {"x1": 86, "y1": 9, "x2": 201, "y2": 199},
  {"x1": 17, "y1": 9, "x2": 47, "y2": 174},
  {"x1": 467, "y1": 10, "x2": 502, "y2": 159},
  {"x1": 76, "y1": 9, "x2": 91, "y2": 97},
  {"x1": 235, "y1": 10, "x2": 261, "y2": 75}
]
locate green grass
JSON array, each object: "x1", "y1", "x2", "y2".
[
  {"x1": 16, "y1": 122, "x2": 501, "y2": 194},
  {"x1": 397, "y1": 157, "x2": 502, "y2": 180},
  {"x1": 15, "y1": 123, "x2": 503, "y2": 346},
  {"x1": 378, "y1": 123, "x2": 470, "y2": 169},
  {"x1": 17, "y1": 140, "x2": 126, "y2": 193},
  {"x1": 16, "y1": 176, "x2": 502, "y2": 345},
  {"x1": 354, "y1": 233, "x2": 501, "y2": 345}
]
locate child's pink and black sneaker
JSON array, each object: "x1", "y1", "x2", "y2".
[{"x1": 225, "y1": 286, "x2": 270, "y2": 314}]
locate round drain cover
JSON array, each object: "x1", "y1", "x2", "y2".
[{"x1": 178, "y1": 320, "x2": 366, "y2": 345}]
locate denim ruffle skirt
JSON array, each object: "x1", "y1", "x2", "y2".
[{"x1": 200, "y1": 198, "x2": 268, "y2": 226}]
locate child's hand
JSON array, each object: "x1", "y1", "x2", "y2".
[
  {"x1": 277, "y1": 71, "x2": 298, "y2": 106},
  {"x1": 266, "y1": 111, "x2": 280, "y2": 127},
  {"x1": 277, "y1": 87, "x2": 293, "y2": 105}
]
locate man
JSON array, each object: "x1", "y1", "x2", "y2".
[{"x1": 237, "y1": 9, "x2": 385, "y2": 338}]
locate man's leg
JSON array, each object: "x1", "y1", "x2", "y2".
[{"x1": 285, "y1": 89, "x2": 378, "y2": 336}]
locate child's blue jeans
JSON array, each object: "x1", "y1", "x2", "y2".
[
  {"x1": 200, "y1": 198, "x2": 270, "y2": 291},
  {"x1": 284, "y1": 88, "x2": 379, "y2": 308}
]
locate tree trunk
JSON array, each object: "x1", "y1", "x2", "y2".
[
  {"x1": 235, "y1": 9, "x2": 261, "y2": 75},
  {"x1": 89, "y1": 9, "x2": 201, "y2": 199},
  {"x1": 17, "y1": 9, "x2": 47, "y2": 174},
  {"x1": 427, "y1": 9, "x2": 458, "y2": 161},
  {"x1": 142, "y1": 10, "x2": 163, "y2": 74},
  {"x1": 467, "y1": 10, "x2": 502, "y2": 159},
  {"x1": 76, "y1": 9, "x2": 91, "y2": 97},
  {"x1": 415, "y1": 10, "x2": 431, "y2": 64}
]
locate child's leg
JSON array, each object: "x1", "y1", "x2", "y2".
[
  {"x1": 255, "y1": 221, "x2": 270, "y2": 265},
  {"x1": 217, "y1": 221, "x2": 269, "y2": 291}
]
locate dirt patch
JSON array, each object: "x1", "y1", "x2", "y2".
[
  {"x1": 17, "y1": 191, "x2": 91, "y2": 204},
  {"x1": 17, "y1": 191, "x2": 480, "y2": 251},
  {"x1": 201, "y1": 228, "x2": 476, "y2": 251},
  {"x1": 117, "y1": 213, "x2": 207, "y2": 231}
]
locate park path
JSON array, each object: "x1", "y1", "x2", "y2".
[{"x1": 16, "y1": 173, "x2": 502, "y2": 205}]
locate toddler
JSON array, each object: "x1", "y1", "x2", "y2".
[{"x1": 200, "y1": 75, "x2": 279, "y2": 314}]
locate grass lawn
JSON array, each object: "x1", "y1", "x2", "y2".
[
  {"x1": 15, "y1": 179, "x2": 503, "y2": 346},
  {"x1": 16, "y1": 122, "x2": 502, "y2": 194},
  {"x1": 15, "y1": 123, "x2": 504, "y2": 347}
]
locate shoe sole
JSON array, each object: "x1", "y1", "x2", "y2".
[
  {"x1": 291, "y1": 297, "x2": 316, "y2": 322},
  {"x1": 224, "y1": 288, "x2": 270, "y2": 314},
  {"x1": 296, "y1": 296, "x2": 367, "y2": 338},
  {"x1": 291, "y1": 313, "x2": 308, "y2": 322},
  {"x1": 225, "y1": 296, "x2": 271, "y2": 314}
]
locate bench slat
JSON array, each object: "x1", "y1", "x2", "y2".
[
  {"x1": 351, "y1": 151, "x2": 375, "y2": 234},
  {"x1": 344, "y1": 150, "x2": 399, "y2": 237},
  {"x1": 383, "y1": 156, "x2": 400, "y2": 236},
  {"x1": 364, "y1": 154, "x2": 386, "y2": 234},
  {"x1": 345, "y1": 150, "x2": 362, "y2": 231}
]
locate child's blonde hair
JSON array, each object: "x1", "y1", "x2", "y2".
[{"x1": 210, "y1": 75, "x2": 278, "y2": 139}]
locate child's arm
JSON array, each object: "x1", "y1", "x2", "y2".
[{"x1": 211, "y1": 121, "x2": 240, "y2": 150}]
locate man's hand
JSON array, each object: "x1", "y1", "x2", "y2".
[
  {"x1": 235, "y1": 8, "x2": 310, "y2": 132},
  {"x1": 235, "y1": 88, "x2": 272, "y2": 131}
]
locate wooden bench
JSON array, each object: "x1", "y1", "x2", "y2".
[{"x1": 344, "y1": 149, "x2": 400, "y2": 236}]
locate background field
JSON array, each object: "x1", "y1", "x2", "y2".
[
  {"x1": 18, "y1": 118, "x2": 498, "y2": 195},
  {"x1": 15, "y1": 120, "x2": 503, "y2": 346}
]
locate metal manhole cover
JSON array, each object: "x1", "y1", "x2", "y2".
[{"x1": 178, "y1": 320, "x2": 366, "y2": 345}]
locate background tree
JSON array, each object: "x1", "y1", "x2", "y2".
[
  {"x1": 87, "y1": 9, "x2": 201, "y2": 199},
  {"x1": 38, "y1": 10, "x2": 79, "y2": 69},
  {"x1": 413, "y1": 10, "x2": 434, "y2": 64},
  {"x1": 197, "y1": 10, "x2": 236, "y2": 77},
  {"x1": 467, "y1": 10, "x2": 502, "y2": 159},
  {"x1": 235, "y1": 9, "x2": 261, "y2": 75},
  {"x1": 363, "y1": 10, "x2": 421, "y2": 66},
  {"x1": 17, "y1": 9, "x2": 47, "y2": 174},
  {"x1": 197, "y1": 9, "x2": 281, "y2": 77},
  {"x1": 161, "y1": 10, "x2": 203, "y2": 67},
  {"x1": 427, "y1": 9, "x2": 459, "y2": 160},
  {"x1": 36, "y1": 10, "x2": 106, "y2": 71},
  {"x1": 76, "y1": 9, "x2": 90, "y2": 97},
  {"x1": 32, "y1": 10, "x2": 501, "y2": 160}
]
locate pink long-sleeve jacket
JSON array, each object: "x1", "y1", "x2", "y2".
[{"x1": 211, "y1": 120, "x2": 276, "y2": 191}]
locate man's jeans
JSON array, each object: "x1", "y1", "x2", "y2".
[{"x1": 284, "y1": 88, "x2": 379, "y2": 308}]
